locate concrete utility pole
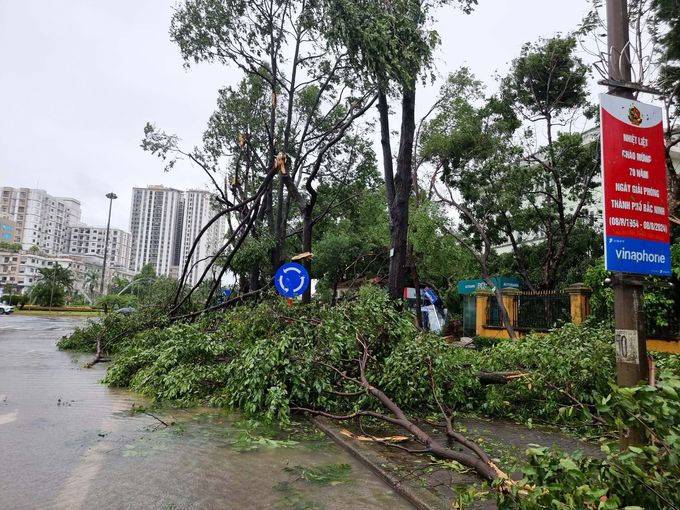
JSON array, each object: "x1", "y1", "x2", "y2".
[
  {"x1": 605, "y1": 0, "x2": 648, "y2": 449},
  {"x1": 606, "y1": 0, "x2": 634, "y2": 99},
  {"x1": 99, "y1": 192, "x2": 118, "y2": 296}
]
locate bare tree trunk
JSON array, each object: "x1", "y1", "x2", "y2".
[
  {"x1": 331, "y1": 280, "x2": 339, "y2": 306},
  {"x1": 301, "y1": 205, "x2": 313, "y2": 304},
  {"x1": 239, "y1": 274, "x2": 249, "y2": 295},
  {"x1": 385, "y1": 87, "x2": 416, "y2": 302},
  {"x1": 478, "y1": 269, "x2": 517, "y2": 340},
  {"x1": 408, "y1": 243, "x2": 423, "y2": 330},
  {"x1": 492, "y1": 287, "x2": 517, "y2": 340},
  {"x1": 249, "y1": 264, "x2": 260, "y2": 293}
]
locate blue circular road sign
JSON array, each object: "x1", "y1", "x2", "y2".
[{"x1": 275, "y1": 262, "x2": 310, "y2": 298}]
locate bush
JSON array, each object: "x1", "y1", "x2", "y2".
[
  {"x1": 62, "y1": 290, "x2": 680, "y2": 508},
  {"x1": 94, "y1": 294, "x2": 140, "y2": 310},
  {"x1": 83, "y1": 287, "x2": 480, "y2": 423},
  {"x1": 69, "y1": 293, "x2": 90, "y2": 306},
  {"x1": 68, "y1": 289, "x2": 679, "y2": 432},
  {"x1": 472, "y1": 335, "x2": 505, "y2": 350},
  {"x1": 474, "y1": 323, "x2": 616, "y2": 427},
  {"x1": 498, "y1": 373, "x2": 680, "y2": 509},
  {"x1": 57, "y1": 306, "x2": 164, "y2": 353},
  {"x1": 651, "y1": 350, "x2": 680, "y2": 376},
  {"x1": 1, "y1": 295, "x2": 28, "y2": 306},
  {"x1": 30, "y1": 284, "x2": 66, "y2": 307}
]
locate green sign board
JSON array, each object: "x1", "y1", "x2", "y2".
[{"x1": 457, "y1": 277, "x2": 522, "y2": 295}]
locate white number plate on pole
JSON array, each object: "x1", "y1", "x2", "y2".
[{"x1": 615, "y1": 329, "x2": 639, "y2": 364}]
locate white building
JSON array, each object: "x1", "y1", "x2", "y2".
[
  {"x1": 68, "y1": 226, "x2": 132, "y2": 269},
  {"x1": 127, "y1": 186, "x2": 225, "y2": 283},
  {"x1": 178, "y1": 189, "x2": 226, "y2": 286},
  {"x1": 0, "y1": 187, "x2": 82, "y2": 255},
  {"x1": 0, "y1": 250, "x2": 136, "y2": 300},
  {"x1": 129, "y1": 185, "x2": 183, "y2": 276}
]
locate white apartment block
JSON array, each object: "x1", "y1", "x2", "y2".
[
  {"x1": 179, "y1": 189, "x2": 226, "y2": 286},
  {"x1": 0, "y1": 250, "x2": 136, "y2": 300},
  {"x1": 128, "y1": 186, "x2": 225, "y2": 283},
  {"x1": 0, "y1": 187, "x2": 82, "y2": 255},
  {"x1": 129, "y1": 185, "x2": 183, "y2": 276},
  {"x1": 0, "y1": 251, "x2": 20, "y2": 289},
  {"x1": 0, "y1": 217, "x2": 20, "y2": 288},
  {"x1": 68, "y1": 226, "x2": 132, "y2": 269}
]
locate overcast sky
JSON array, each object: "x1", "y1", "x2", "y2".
[{"x1": 0, "y1": 0, "x2": 592, "y2": 231}]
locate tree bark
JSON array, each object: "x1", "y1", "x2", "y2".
[
  {"x1": 476, "y1": 371, "x2": 524, "y2": 385},
  {"x1": 489, "y1": 280, "x2": 518, "y2": 341},
  {"x1": 301, "y1": 204, "x2": 313, "y2": 304},
  {"x1": 249, "y1": 264, "x2": 260, "y2": 293},
  {"x1": 292, "y1": 343, "x2": 504, "y2": 483},
  {"x1": 331, "y1": 280, "x2": 339, "y2": 306},
  {"x1": 408, "y1": 243, "x2": 423, "y2": 330},
  {"x1": 385, "y1": 87, "x2": 416, "y2": 302}
]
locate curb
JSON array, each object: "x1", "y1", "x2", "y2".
[
  {"x1": 13, "y1": 311, "x2": 98, "y2": 316},
  {"x1": 311, "y1": 417, "x2": 448, "y2": 510}
]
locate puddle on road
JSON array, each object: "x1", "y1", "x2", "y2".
[
  {"x1": 0, "y1": 315, "x2": 413, "y2": 510},
  {"x1": 88, "y1": 408, "x2": 411, "y2": 510}
]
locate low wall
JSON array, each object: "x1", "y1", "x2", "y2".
[
  {"x1": 478, "y1": 324, "x2": 678, "y2": 353},
  {"x1": 18, "y1": 306, "x2": 98, "y2": 312},
  {"x1": 474, "y1": 286, "x2": 680, "y2": 353}
]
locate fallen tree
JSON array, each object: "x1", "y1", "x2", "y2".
[
  {"x1": 57, "y1": 286, "x2": 680, "y2": 506},
  {"x1": 290, "y1": 337, "x2": 504, "y2": 482}
]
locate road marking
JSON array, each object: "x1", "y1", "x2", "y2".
[{"x1": 0, "y1": 410, "x2": 18, "y2": 425}]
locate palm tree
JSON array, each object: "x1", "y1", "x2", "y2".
[
  {"x1": 83, "y1": 270, "x2": 100, "y2": 299},
  {"x1": 31, "y1": 263, "x2": 74, "y2": 308}
]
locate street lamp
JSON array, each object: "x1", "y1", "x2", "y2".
[{"x1": 99, "y1": 192, "x2": 118, "y2": 296}]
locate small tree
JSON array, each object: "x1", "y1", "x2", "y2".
[
  {"x1": 423, "y1": 69, "x2": 522, "y2": 338},
  {"x1": 499, "y1": 35, "x2": 599, "y2": 290},
  {"x1": 31, "y1": 263, "x2": 73, "y2": 307},
  {"x1": 83, "y1": 270, "x2": 99, "y2": 300}
]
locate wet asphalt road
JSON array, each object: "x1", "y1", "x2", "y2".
[{"x1": 0, "y1": 314, "x2": 413, "y2": 510}]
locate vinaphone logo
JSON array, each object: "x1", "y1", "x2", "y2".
[{"x1": 628, "y1": 104, "x2": 642, "y2": 126}]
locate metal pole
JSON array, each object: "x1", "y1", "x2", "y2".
[
  {"x1": 49, "y1": 270, "x2": 55, "y2": 311},
  {"x1": 606, "y1": 0, "x2": 648, "y2": 449},
  {"x1": 99, "y1": 192, "x2": 117, "y2": 296}
]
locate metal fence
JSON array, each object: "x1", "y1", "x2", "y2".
[
  {"x1": 485, "y1": 291, "x2": 571, "y2": 331},
  {"x1": 518, "y1": 291, "x2": 571, "y2": 331},
  {"x1": 483, "y1": 287, "x2": 679, "y2": 339},
  {"x1": 590, "y1": 295, "x2": 679, "y2": 340},
  {"x1": 485, "y1": 298, "x2": 503, "y2": 327},
  {"x1": 647, "y1": 310, "x2": 679, "y2": 339}
]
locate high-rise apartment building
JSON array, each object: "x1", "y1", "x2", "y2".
[
  {"x1": 68, "y1": 226, "x2": 132, "y2": 269},
  {"x1": 0, "y1": 187, "x2": 82, "y2": 255},
  {"x1": 129, "y1": 185, "x2": 183, "y2": 276},
  {"x1": 128, "y1": 186, "x2": 225, "y2": 282},
  {"x1": 0, "y1": 217, "x2": 20, "y2": 287},
  {"x1": 0, "y1": 215, "x2": 17, "y2": 244},
  {"x1": 179, "y1": 189, "x2": 227, "y2": 286}
]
